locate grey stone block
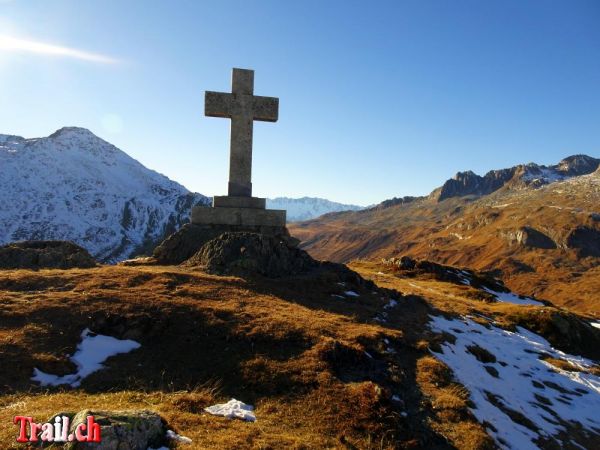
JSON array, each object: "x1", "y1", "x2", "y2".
[
  {"x1": 213, "y1": 195, "x2": 266, "y2": 209},
  {"x1": 192, "y1": 205, "x2": 286, "y2": 227}
]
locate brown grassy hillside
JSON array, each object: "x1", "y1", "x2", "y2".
[
  {"x1": 1, "y1": 262, "x2": 598, "y2": 448},
  {"x1": 290, "y1": 171, "x2": 600, "y2": 315},
  {"x1": 0, "y1": 265, "x2": 492, "y2": 449}
]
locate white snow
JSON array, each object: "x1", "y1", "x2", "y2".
[
  {"x1": 331, "y1": 294, "x2": 345, "y2": 299},
  {"x1": 591, "y1": 321, "x2": 600, "y2": 330},
  {"x1": 344, "y1": 290, "x2": 360, "y2": 297},
  {"x1": 266, "y1": 197, "x2": 363, "y2": 222},
  {"x1": 204, "y1": 398, "x2": 256, "y2": 422},
  {"x1": 522, "y1": 166, "x2": 566, "y2": 184},
  {"x1": 32, "y1": 328, "x2": 140, "y2": 387},
  {"x1": 0, "y1": 127, "x2": 207, "y2": 262},
  {"x1": 429, "y1": 315, "x2": 600, "y2": 450},
  {"x1": 482, "y1": 287, "x2": 544, "y2": 306},
  {"x1": 166, "y1": 429, "x2": 192, "y2": 444}
]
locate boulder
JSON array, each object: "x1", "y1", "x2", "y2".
[
  {"x1": 565, "y1": 226, "x2": 600, "y2": 257},
  {"x1": 515, "y1": 226, "x2": 556, "y2": 249},
  {"x1": 0, "y1": 241, "x2": 96, "y2": 270},
  {"x1": 64, "y1": 409, "x2": 166, "y2": 450},
  {"x1": 183, "y1": 232, "x2": 319, "y2": 277},
  {"x1": 153, "y1": 223, "x2": 299, "y2": 265}
]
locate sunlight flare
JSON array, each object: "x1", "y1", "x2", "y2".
[{"x1": 0, "y1": 34, "x2": 118, "y2": 64}]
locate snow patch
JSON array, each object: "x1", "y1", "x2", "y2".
[
  {"x1": 166, "y1": 429, "x2": 192, "y2": 444},
  {"x1": 31, "y1": 328, "x2": 140, "y2": 387},
  {"x1": 344, "y1": 290, "x2": 360, "y2": 297},
  {"x1": 204, "y1": 398, "x2": 256, "y2": 422},
  {"x1": 482, "y1": 287, "x2": 543, "y2": 306},
  {"x1": 429, "y1": 315, "x2": 600, "y2": 450}
]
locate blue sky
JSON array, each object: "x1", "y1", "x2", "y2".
[{"x1": 1, "y1": 0, "x2": 599, "y2": 205}]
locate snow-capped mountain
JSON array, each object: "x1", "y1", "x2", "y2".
[
  {"x1": 266, "y1": 197, "x2": 364, "y2": 222},
  {"x1": 0, "y1": 127, "x2": 208, "y2": 262}
]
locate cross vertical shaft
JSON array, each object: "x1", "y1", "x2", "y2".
[{"x1": 205, "y1": 68, "x2": 279, "y2": 197}]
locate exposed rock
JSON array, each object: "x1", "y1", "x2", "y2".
[
  {"x1": 44, "y1": 409, "x2": 166, "y2": 450},
  {"x1": 431, "y1": 155, "x2": 599, "y2": 201},
  {"x1": 369, "y1": 196, "x2": 420, "y2": 211},
  {"x1": 398, "y1": 256, "x2": 416, "y2": 269},
  {"x1": 183, "y1": 232, "x2": 319, "y2": 277},
  {"x1": 510, "y1": 310, "x2": 600, "y2": 361},
  {"x1": 0, "y1": 241, "x2": 96, "y2": 270},
  {"x1": 382, "y1": 256, "x2": 505, "y2": 292},
  {"x1": 153, "y1": 223, "x2": 299, "y2": 265},
  {"x1": 515, "y1": 226, "x2": 556, "y2": 249},
  {"x1": 435, "y1": 168, "x2": 516, "y2": 201},
  {"x1": 565, "y1": 226, "x2": 600, "y2": 257},
  {"x1": 556, "y1": 154, "x2": 600, "y2": 176}
]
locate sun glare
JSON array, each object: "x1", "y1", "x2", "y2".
[{"x1": 0, "y1": 34, "x2": 118, "y2": 64}]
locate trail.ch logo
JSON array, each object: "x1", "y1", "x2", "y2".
[{"x1": 13, "y1": 415, "x2": 101, "y2": 443}]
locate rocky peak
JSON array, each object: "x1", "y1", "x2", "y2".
[
  {"x1": 434, "y1": 155, "x2": 598, "y2": 202},
  {"x1": 555, "y1": 155, "x2": 599, "y2": 176},
  {"x1": 0, "y1": 134, "x2": 25, "y2": 145},
  {"x1": 49, "y1": 126, "x2": 99, "y2": 140}
]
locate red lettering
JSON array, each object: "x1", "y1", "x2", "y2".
[
  {"x1": 75, "y1": 423, "x2": 86, "y2": 441},
  {"x1": 29, "y1": 422, "x2": 41, "y2": 442},
  {"x1": 13, "y1": 416, "x2": 32, "y2": 443},
  {"x1": 86, "y1": 416, "x2": 101, "y2": 442}
]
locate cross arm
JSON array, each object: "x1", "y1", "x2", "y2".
[
  {"x1": 205, "y1": 91, "x2": 234, "y2": 118},
  {"x1": 253, "y1": 96, "x2": 279, "y2": 122}
]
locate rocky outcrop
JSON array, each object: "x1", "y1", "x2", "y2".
[
  {"x1": 556, "y1": 154, "x2": 600, "y2": 176},
  {"x1": 50, "y1": 409, "x2": 166, "y2": 450},
  {"x1": 0, "y1": 241, "x2": 96, "y2": 270},
  {"x1": 382, "y1": 256, "x2": 506, "y2": 292},
  {"x1": 566, "y1": 226, "x2": 600, "y2": 257},
  {"x1": 153, "y1": 223, "x2": 299, "y2": 265},
  {"x1": 431, "y1": 155, "x2": 600, "y2": 201},
  {"x1": 369, "y1": 196, "x2": 420, "y2": 211},
  {"x1": 184, "y1": 232, "x2": 319, "y2": 277},
  {"x1": 515, "y1": 226, "x2": 556, "y2": 249},
  {"x1": 435, "y1": 168, "x2": 516, "y2": 201}
]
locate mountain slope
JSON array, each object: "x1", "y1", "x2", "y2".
[
  {"x1": 266, "y1": 196, "x2": 364, "y2": 221},
  {"x1": 1, "y1": 258, "x2": 599, "y2": 449},
  {"x1": 0, "y1": 127, "x2": 208, "y2": 262},
  {"x1": 290, "y1": 155, "x2": 600, "y2": 315}
]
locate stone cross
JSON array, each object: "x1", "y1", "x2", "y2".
[{"x1": 205, "y1": 68, "x2": 279, "y2": 197}]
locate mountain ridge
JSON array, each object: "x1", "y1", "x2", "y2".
[
  {"x1": 290, "y1": 154, "x2": 600, "y2": 315},
  {"x1": 266, "y1": 196, "x2": 364, "y2": 222}
]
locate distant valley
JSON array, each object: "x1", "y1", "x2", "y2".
[{"x1": 290, "y1": 155, "x2": 600, "y2": 315}]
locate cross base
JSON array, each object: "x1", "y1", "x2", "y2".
[
  {"x1": 192, "y1": 199, "x2": 286, "y2": 228},
  {"x1": 213, "y1": 195, "x2": 266, "y2": 209}
]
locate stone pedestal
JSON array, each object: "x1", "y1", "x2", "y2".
[{"x1": 192, "y1": 195, "x2": 286, "y2": 228}]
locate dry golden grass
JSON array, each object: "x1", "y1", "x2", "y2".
[
  {"x1": 3, "y1": 259, "x2": 595, "y2": 448},
  {"x1": 0, "y1": 264, "x2": 457, "y2": 449},
  {"x1": 415, "y1": 356, "x2": 494, "y2": 450}
]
